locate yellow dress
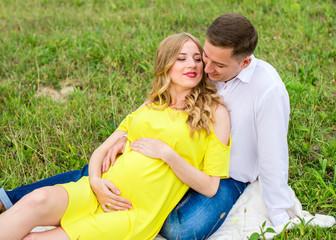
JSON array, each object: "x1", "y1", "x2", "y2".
[{"x1": 60, "y1": 105, "x2": 230, "y2": 240}]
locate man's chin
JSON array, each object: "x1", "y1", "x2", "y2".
[
  {"x1": 207, "y1": 74, "x2": 230, "y2": 82},
  {"x1": 208, "y1": 76, "x2": 221, "y2": 82}
]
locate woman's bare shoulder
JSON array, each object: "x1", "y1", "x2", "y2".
[{"x1": 212, "y1": 104, "x2": 230, "y2": 145}]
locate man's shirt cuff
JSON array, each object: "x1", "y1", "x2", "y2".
[{"x1": 270, "y1": 209, "x2": 290, "y2": 226}]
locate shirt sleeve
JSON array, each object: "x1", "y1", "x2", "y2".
[
  {"x1": 116, "y1": 114, "x2": 131, "y2": 132},
  {"x1": 116, "y1": 105, "x2": 147, "y2": 132},
  {"x1": 256, "y1": 84, "x2": 293, "y2": 226},
  {"x1": 202, "y1": 132, "x2": 231, "y2": 178}
]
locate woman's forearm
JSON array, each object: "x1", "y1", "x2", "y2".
[
  {"x1": 164, "y1": 151, "x2": 220, "y2": 198},
  {"x1": 88, "y1": 150, "x2": 106, "y2": 181},
  {"x1": 130, "y1": 137, "x2": 221, "y2": 198},
  {"x1": 88, "y1": 130, "x2": 127, "y2": 182}
]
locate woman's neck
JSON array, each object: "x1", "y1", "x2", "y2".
[
  {"x1": 170, "y1": 100, "x2": 185, "y2": 109},
  {"x1": 170, "y1": 94, "x2": 187, "y2": 109},
  {"x1": 168, "y1": 86, "x2": 192, "y2": 109}
]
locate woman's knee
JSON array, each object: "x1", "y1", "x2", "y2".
[
  {"x1": 20, "y1": 187, "x2": 57, "y2": 218},
  {"x1": 22, "y1": 232, "x2": 38, "y2": 240},
  {"x1": 26, "y1": 188, "x2": 51, "y2": 207}
]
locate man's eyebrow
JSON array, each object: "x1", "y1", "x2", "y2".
[
  {"x1": 179, "y1": 52, "x2": 202, "y2": 56},
  {"x1": 203, "y1": 51, "x2": 226, "y2": 66}
]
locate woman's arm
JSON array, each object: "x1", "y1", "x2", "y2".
[
  {"x1": 166, "y1": 104, "x2": 230, "y2": 197},
  {"x1": 101, "y1": 101, "x2": 148, "y2": 171},
  {"x1": 130, "y1": 104, "x2": 230, "y2": 198},
  {"x1": 89, "y1": 130, "x2": 133, "y2": 211},
  {"x1": 89, "y1": 102, "x2": 149, "y2": 211},
  {"x1": 89, "y1": 130, "x2": 127, "y2": 181}
]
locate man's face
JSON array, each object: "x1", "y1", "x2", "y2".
[{"x1": 203, "y1": 39, "x2": 250, "y2": 82}]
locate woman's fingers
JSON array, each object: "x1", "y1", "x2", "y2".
[
  {"x1": 101, "y1": 204, "x2": 115, "y2": 212},
  {"x1": 104, "y1": 196, "x2": 132, "y2": 211},
  {"x1": 99, "y1": 179, "x2": 132, "y2": 211},
  {"x1": 131, "y1": 138, "x2": 172, "y2": 161}
]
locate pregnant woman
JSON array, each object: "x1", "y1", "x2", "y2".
[{"x1": 0, "y1": 32, "x2": 230, "y2": 240}]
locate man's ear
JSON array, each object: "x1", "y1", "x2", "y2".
[{"x1": 241, "y1": 56, "x2": 252, "y2": 69}]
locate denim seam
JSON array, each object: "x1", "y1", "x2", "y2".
[
  {"x1": 0, "y1": 188, "x2": 13, "y2": 209},
  {"x1": 205, "y1": 211, "x2": 226, "y2": 238},
  {"x1": 233, "y1": 182, "x2": 244, "y2": 195},
  {"x1": 175, "y1": 193, "x2": 191, "y2": 210}
]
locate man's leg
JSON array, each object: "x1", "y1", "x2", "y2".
[
  {"x1": 160, "y1": 178, "x2": 247, "y2": 240},
  {"x1": 0, "y1": 164, "x2": 88, "y2": 210}
]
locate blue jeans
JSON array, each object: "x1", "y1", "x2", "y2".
[
  {"x1": 160, "y1": 178, "x2": 247, "y2": 240},
  {"x1": 0, "y1": 166, "x2": 246, "y2": 239},
  {"x1": 0, "y1": 165, "x2": 89, "y2": 209}
]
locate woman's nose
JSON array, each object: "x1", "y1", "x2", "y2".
[{"x1": 187, "y1": 58, "x2": 197, "y2": 67}]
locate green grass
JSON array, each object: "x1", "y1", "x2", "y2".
[{"x1": 0, "y1": 0, "x2": 335, "y2": 239}]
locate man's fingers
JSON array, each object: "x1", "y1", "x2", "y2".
[
  {"x1": 102, "y1": 158, "x2": 107, "y2": 173},
  {"x1": 110, "y1": 153, "x2": 116, "y2": 166},
  {"x1": 103, "y1": 149, "x2": 115, "y2": 172}
]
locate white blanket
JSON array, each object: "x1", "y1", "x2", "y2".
[
  {"x1": 155, "y1": 180, "x2": 335, "y2": 240},
  {"x1": 33, "y1": 180, "x2": 335, "y2": 239}
]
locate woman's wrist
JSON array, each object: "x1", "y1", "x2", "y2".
[
  {"x1": 89, "y1": 174, "x2": 100, "y2": 185},
  {"x1": 120, "y1": 134, "x2": 127, "y2": 139},
  {"x1": 162, "y1": 147, "x2": 177, "y2": 165}
]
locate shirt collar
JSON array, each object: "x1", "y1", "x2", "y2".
[{"x1": 234, "y1": 54, "x2": 257, "y2": 84}]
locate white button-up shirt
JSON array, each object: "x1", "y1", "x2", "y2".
[{"x1": 211, "y1": 55, "x2": 293, "y2": 226}]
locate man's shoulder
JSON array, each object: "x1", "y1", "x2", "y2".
[
  {"x1": 253, "y1": 57, "x2": 280, "y2": 77},
  {"x1": 250, "y1": 57, "x2": 284, "y2": 89}
]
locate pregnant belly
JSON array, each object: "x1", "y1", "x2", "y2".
[{"x1": 102, "y1": 150, "x2": 182, "y2": 205}]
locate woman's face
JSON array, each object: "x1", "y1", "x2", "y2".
[{"x1": 169, "y1": 40, "x2": 204, "y2": 93}]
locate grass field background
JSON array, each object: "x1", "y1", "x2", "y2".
[{"x1": 0, "y1": 0, "x2": 335, "y2": 239}]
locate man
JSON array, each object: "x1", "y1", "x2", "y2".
[{"x1": 0, "y1": 13, "x2": 293, "y2": 239}]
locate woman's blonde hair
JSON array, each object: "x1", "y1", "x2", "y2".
[{"x1": 147, "y1": 33, "x2": 222, "y2": 135}]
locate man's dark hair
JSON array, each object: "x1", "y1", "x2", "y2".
[{"x1": 206, "y1": 13, "x2": 258, "y2": 60}]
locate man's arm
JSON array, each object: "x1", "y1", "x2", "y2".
[{"x1": 256, "y1": 85, "x2": 293, "y2": 226}]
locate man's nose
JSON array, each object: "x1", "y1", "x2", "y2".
[{"x1": 204, "y1": 61, "x2": 213, "y2": 73}]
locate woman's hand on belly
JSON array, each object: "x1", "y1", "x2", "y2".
[
  {"x1": 89, "y1": 176, "x2": 132, "y2": 211},
  {"x1": 130, "y1": 138, "x2": 173, "y2": 163}
]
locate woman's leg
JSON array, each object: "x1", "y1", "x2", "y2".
[
  {"x1": 0, "y1": 165, "x2": 89, "y2": 210},
  {"x1": 159, "y1": 178, "x2": 247, "y2": 240},
  {"x1": 0, "y1": 186, "x2": 69, "y2": 240},
  {"x1": 23, "y1": 227, "x2": 70, "y2": 240},
  {"x1": 0, "y1": 200, "x2": 4, "y2": 212}
]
